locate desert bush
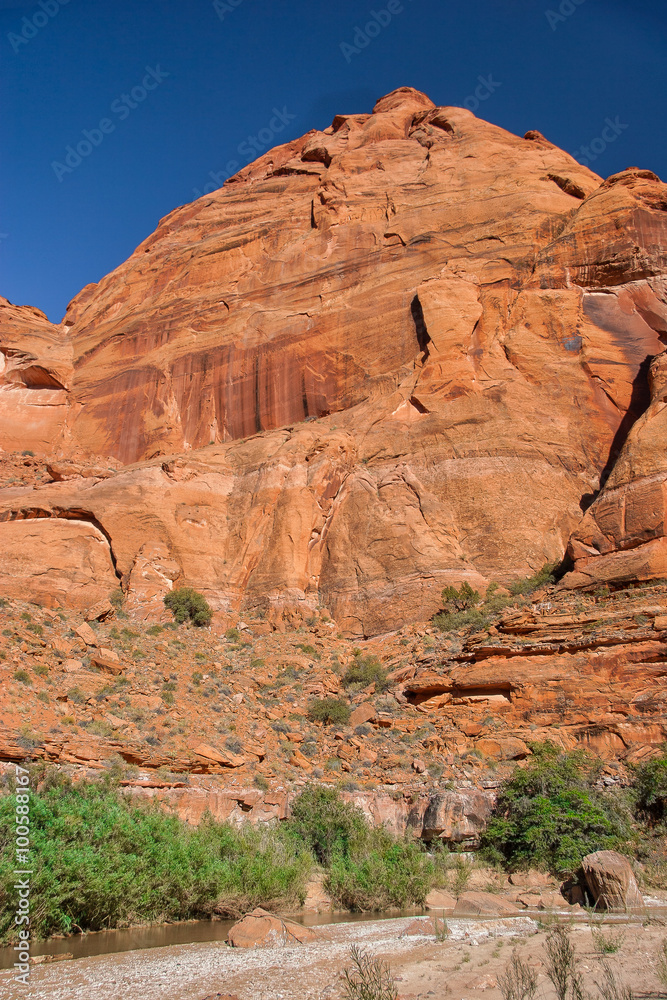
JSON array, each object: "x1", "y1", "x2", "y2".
[
  {"x1": 596, "y1": 959, "x2": 633, "y2": 1000},
  {"x1": 285, "y1": 785, "x2": 367, "y2": 866},
  {"x1": 656, "y1": 939, "x2": 667, "y2": 991},
  {"x1": 434, "y1": 581, "x2": 510, "y2": 633},
  {"x1": 163, "y1": 587, "x2": 212, "y2": 627},
  {"x1": 13, "y1": 670, "x2": 31, "y2": 685},
  {"x1": 544, "y1": 925, "x2": 586, "y2": 1000},
  {"x1": 498, "y1": 950, "x2": 538, "y2": 1000},
  {"x1": 307, "y1": 697, "x2": 351, "y2": 726},
  {"x1": 342, "y1": 655, "x2": 389, "y2": 691},
  {"x1": 343, "y1": 945, "x2": 398, "y2": 1000},
  {"x1": 590, "y1": 917, "x2": 624, "y2": 955},
  {"x1": 480, "y1": 743, "x2": 631, "y2": 876},
  {"x1": 109, "y1": 588, "x2": 125, "y2": 610},
  {"x1": 510, "y1": 562, "x2": 558, "y2": 596},
  {"x1": 441, "y1": 581, "x2": 480, "y2": 611}
]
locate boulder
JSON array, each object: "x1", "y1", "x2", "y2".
[
  {"x1": 227, "y1": 908, "x2": 317, "y2": 948},
  {"x1": 84, "y1": 599, "x2": 114, "y2": 622},
  {"x1": 349, "y1": 703, "x2": 376, "y2": 728},
  {"x1": 421, "y1": 789, "x2": 496, "y2": 843},
  {"x1": 425, "y1": 888, "x2": 457, "y2": 910},
  {"x1": 581, "y1": 850, "x2": 644, "y2": 911},
  {"x1": 453, "y1": 892, "x2": 520, "y2": 916}
]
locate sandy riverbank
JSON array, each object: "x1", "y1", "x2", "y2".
[{"x1": 0, "y1": 912, "x2": 663, "y2": 1000}]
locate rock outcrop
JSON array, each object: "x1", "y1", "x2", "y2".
[
  {"x1": 0, "y1": 297, "x2": 72, "y2": 455},
  {"x1": 567, "y1": 349, "x2": 667, "y2": 589},
  {"x1": 2, "y1": 89, "x2": 667, "y2": 633}
]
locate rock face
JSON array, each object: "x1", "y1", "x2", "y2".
[
  {"x1": 567, "y1": 349, "x2": 667, "y2": 589},
  {"x1": 0, "y1": 297, "x2": 72, "y2": 455},
  {"x1": 2, "y1": 88, "x2": 667, "y2": 633},
  {"x1": 581, "y1": 850, "x2": 644, "y2": 911}
]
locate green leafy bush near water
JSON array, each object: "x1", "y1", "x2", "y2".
[
  {"x1": 284, "y1": 785, "x2": 443, "y2": 910},
  {"x1": 0, "y1": 775, "x2": 442, "y2": 943},
  {"x1": 480, "y1": 743, "x2": 632, "y2": 876},
  {"x1": 0, "y1": 771, "x2": 310, "y2": 943}
]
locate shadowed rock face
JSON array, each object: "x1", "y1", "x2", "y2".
[{"x1": 2, "y1": 88, "x2": 667, "y2": 634}]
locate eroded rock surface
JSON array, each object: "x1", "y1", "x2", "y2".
[{"x1": 2, "y1": 89, "x2": 667, "y2": 632}]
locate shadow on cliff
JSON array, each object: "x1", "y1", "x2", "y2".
[{"x1": 580, "y1": 354, "x2": 654, "y2": 513}]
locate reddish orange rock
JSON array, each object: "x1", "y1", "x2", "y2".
[{"x1": 1, "y1": 89, "x2": 667, "y2": 635}]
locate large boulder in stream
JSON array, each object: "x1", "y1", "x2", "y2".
[{"x1": 227, "y1": 907, "x2": 317, "y2": 948}]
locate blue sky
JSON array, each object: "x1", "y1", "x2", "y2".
[{"x1": 1, "y1": 0, "x2": 666, "y2": 322}]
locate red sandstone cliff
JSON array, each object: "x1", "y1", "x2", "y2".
[{"x1": 1, "y1": 88, "x2": 667, "y2": 634}]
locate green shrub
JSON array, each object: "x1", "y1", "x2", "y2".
[
  {"x1": 433, "y1": 580, "x2": 514, "y2": 633},
  {"x1": 441, "y1": 581, "x2": 480, "y2": 611},
  {"x1": 480, "y1": 743, "x2": 631, "y2": 876},
  {"x1": 285, "y1": 785, "x2": 367, "y2": 866},
  {"x1": 296, "y1": 643, "x2": 321, "y2": 660},
  {"x1": 509, "y1": 562, "x2": 557, "y2": 596},
  {"x1": 342, "y1": 655, "x2": 389, "y2": 692},
  {"x1": 163, "y1": 587, "x2": 212, "y2": 627},
  {"x1": 308, "y1": 697, "x2": 351, "y2": 726},
  {"x1": 630, "y1": 752, "x2": 667, "y2": 823},
  {"x1": 327, "y1": 829, "x2": 434, "y2": 910},
  {"x1": 13, "y1": 670, "x2": 31, "y2": 685},
  {"x1": 109, "y1": 588, "x2": 125, "y2": 610}
]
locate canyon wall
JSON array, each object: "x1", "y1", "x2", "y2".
[{"x1": 2, "y1": 88, "x2": 667, "y2": 633}]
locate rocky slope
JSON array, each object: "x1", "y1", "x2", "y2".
[
  {"x1": 1, "y1": 574, "x2": 664, "y2": 837},
  {"x1": 2, "y1": 87, "x2": 667, "y2": 634}
]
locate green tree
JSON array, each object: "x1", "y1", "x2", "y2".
[
  {"x1": 630, "y1": 752, "x2": 667, "y2": 823},
  {"x1": 480, "y1": 743, "x2": 631, "y2": 876}
]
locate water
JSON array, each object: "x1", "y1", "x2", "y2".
[{"x1": 0, "y1": 908, "x2": 422, "y2": 968}]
